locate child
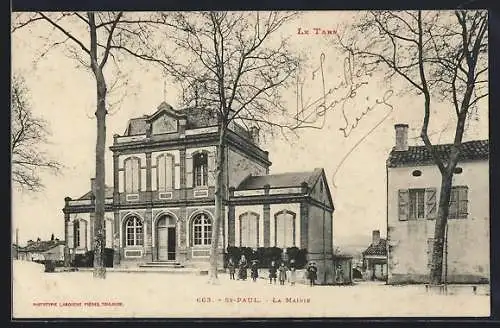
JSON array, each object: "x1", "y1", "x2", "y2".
[
  {"x1": 278, "y1": 262, "x2": 288, "y2": 286},
  {"x1": 228, "y1": 257, "x2": 236, "y2": 280},
  {"x1": 250, "y1": 260, "x2": 259, "y2": 282},
  {"x1": 306, "y1": 262, "x2": 318, "y2": 286},
  {"x1": 268, "y1": 260, "x2": 277, "y2": 284}
]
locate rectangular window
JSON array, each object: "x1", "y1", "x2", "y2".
[
  {"x1": 276, "y1": 212, "x2": 295, "y2": 248},
  {"x1": 193, "y1": 153, "x2": 208, "y2": 187},
  {"x1": 409, "y1": 189, "x2": 425, "y2": 220},
  {"x1": 125, "y1": 158, "x2": 140, "y2": 193},
  {"x1": 158, "y1": 155, "x2": 174, "y2": 191},
  {"x1": 240, "y1": 213, "x2": 258, "y2": 248},
  {"x1": 449, "y1": 186, "x2": 468, "y2": 219}
]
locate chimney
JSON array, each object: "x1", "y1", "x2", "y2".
[
  {"x1": 91, "y1": 178, "x2": 96, "y2": 196},
  {"x1": 250, "y1": 126, "x2": 260, "y2": 145},
  {"x1": 394, "y1": 124, "x2": 409, "y2": 151},
  {"x1": 372, "y1": 230, "x2": 381, "y2": 245}
]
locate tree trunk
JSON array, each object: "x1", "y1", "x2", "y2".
[
  {"x1": 209, "y1": 126, "x2": 226, "y2": 284},
  {"x1": 93, "y1": 71, "x2": 107, "y2": 279},
  {"x1": 429, "y1": 170, "x2": 454, "y2": 284}
]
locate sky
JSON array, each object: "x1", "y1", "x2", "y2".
[{"x1": 11, "y1": 11, "x2": 488, "y2": 247}]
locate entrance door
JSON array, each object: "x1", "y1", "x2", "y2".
[
  {"x1": 157, "y1": 226, "x2": 168, "y2": 261},
  {"x1": 167, "y1": 227, "x2": 176, "y2": 260},
  {"x1": 156, "y1": 215, "x2": 176, "y2": 261}
]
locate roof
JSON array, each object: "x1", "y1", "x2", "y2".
[
  {"x1": 125, "y1": 118, "x2": 148, "y2": 136},
  {"x1": 237, "y1": 168, "x2": 323, "y2": 189},
  {"x1": 362, "y1": 239, "x2": 387, "y2": 257},
  {"x1": 123, "y1": 104, "x2": 219, "y2": 136},
  {"x1": 387, "y1": 140, "x2": 489, "y2": 167},
  {"x1": 78, "y1": 186, "x2": 114, "y2": 200},
  {"x1": 19, "y1": 240, "x2": 65, "y2": 253}
]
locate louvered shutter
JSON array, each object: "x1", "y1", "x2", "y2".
[
  {"x1": 458, "y1": 186, "x2": 469, "y2": 219},
  {"x1": 186, "y1": 154, "x2": 193, "y2": 188},
  {"x1": 67, "y1": 221, "x2": 74, "y2": 248},
  {"x1": 208, "y1": 151, "x2": 216, "y2": 186},
  {"x1": 398, "y1": 189, "x2": 409, "y2": 221},
  {"x1": 425, "y1": 188, "x2": 437, "y2": 219}
]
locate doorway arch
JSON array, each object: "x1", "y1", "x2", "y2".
[{"x1": 156, "y1": 215, "x2": 176, "y2": 261}]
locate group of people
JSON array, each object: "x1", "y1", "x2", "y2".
[{"x1": 227, "y1": 255, "x2": 319, "y2": 286}]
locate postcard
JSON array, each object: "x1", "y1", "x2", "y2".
[{"x1": 11, "y1": 10, "x2": 490, "y2": 318}]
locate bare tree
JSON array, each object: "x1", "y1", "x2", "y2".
[
  {"x1": 337, "y1": 10, "x2": 487, "y2": 284},
  {"x1": 118, "y1": 11, "x2": 318, "y2": 283},
  {"x1": 11, "y1": 74, "x2": 61, "y2": 192},
  {"x1": 12, "y1": 11, "x2": 150, "y2": 279}
]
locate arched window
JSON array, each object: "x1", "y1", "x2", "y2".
[
  {"x1": 125, "y1": 216, "x2": 144, "y2": 246},
  {"x1": 157, "y1": 154, "x2": 174, "y2": 191},
  {"x1": 73, "y1": 220, "x2": 80, "y2": 248},
  {"x1": 124, "y1": 157, "x2": 140, "y2": 193},
  {"x1": 192, "y1": 213, "x2": 212, "y2": 246},
  {"x1": 275, "y1": 210, "x2": 295, "y2": 248},
  {"x1": 193, "y1": 152, "x2": 208, "y2": 187},
  {"x1": 240, "y1": 212, "x2": 259, "y2": 248}
]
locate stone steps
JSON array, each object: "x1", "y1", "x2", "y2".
[{"x1": 139, "y1": 261, "x2": 185, "y2": 268}]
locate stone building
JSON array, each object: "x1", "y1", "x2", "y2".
[
  {"x1": 62, "y1": 102, "x2": 335, "y2": 283},
  {"x1": 386, "y1": 124, "x2": 489, "y2": 284},
  {"x1": 362, "y1": 230, "x2": 388, "y2": 281}
]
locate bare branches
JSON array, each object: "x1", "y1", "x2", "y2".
[
  {"x1": 37, "y1": 12, "x2": 91, "y2": 55},
  {"x1": 99, "y1": 12, "x2": 123, "y2": 69},
  {"x1": 11, "y1": 74, "x2": 61, "y2": 192}
]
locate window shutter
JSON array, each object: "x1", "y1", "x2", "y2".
[
  {"x1": 425, "y1": 188, "x2": 437, "y2": 219},
  {"x1": 449, "y1": 187, "x2": 458, "y2": 219},
  {"x1": 68, "y1": 221, "x2": 74, "y2": 248},
  {"x1": 398, "y1": 189, "x2": 409, "y2": 221},
  {"x1": 458, "y1": 186, "x2": 469, "y2": 219},
  {"x1": 208, "y1": 151, "x2": 216, "y2": 187},
  {"x1": 186, "y1": 154, "x2": 193, "y2": 188}
]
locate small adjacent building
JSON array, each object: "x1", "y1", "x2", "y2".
[
  {"x1": 17, "y1": 239, "x2": 66, "y2": 263},
  {"x1": 386, "y1": 124, "x2": 489, "y2": 284},
  {"x1": 362, "y1": 230, "x2": 388, "y2": 281},
  {"x1": 62, "y1": 102, "x2": 336, "y2": 284}
]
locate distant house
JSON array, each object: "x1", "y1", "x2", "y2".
[
  {"x1": 386, "y1": 124, "x2": 489, "y2": 284},
  {"x1": 362, "y1": 230, "x2": 387, "y2": 281},
  {"x1": 18, "y1": 239, "x2": 66, "y2": 263}
]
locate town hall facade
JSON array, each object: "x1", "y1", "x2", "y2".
[{"x1": 62, "y1": 102, "x2": 334, "y2": 278}]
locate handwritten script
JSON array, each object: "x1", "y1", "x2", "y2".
[{"x1": 294, "y1": 51, "x2": 394, "y2": 187}]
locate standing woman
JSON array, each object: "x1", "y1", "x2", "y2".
[
  {"x1": 278, "y1": 262, "x2": 288, "y2": 286},
  {"x1": 238, "y1": 255, "x2": 248, "y2": 280},
  {"x1": 289, "y1": 259, "x2": 297, "y2": 286}
]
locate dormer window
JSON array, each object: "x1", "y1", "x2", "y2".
[{"x1": 193, "y1": 152, "x2": 208, "y2": 187}]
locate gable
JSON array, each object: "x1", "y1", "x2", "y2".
[
  {"x1": 151, "y1": 112, "x2": 178, "y2": 135},
  {"x1": 308, "y1": 170, "x2": 334, "y2": 210}
]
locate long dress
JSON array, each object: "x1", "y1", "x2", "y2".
[
  {"x1": 238, "y1": 259, "x2": 248, "y2": 280},
  {"x1": 289, "y1": 267, "x2": 297, "y2": 285}
]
